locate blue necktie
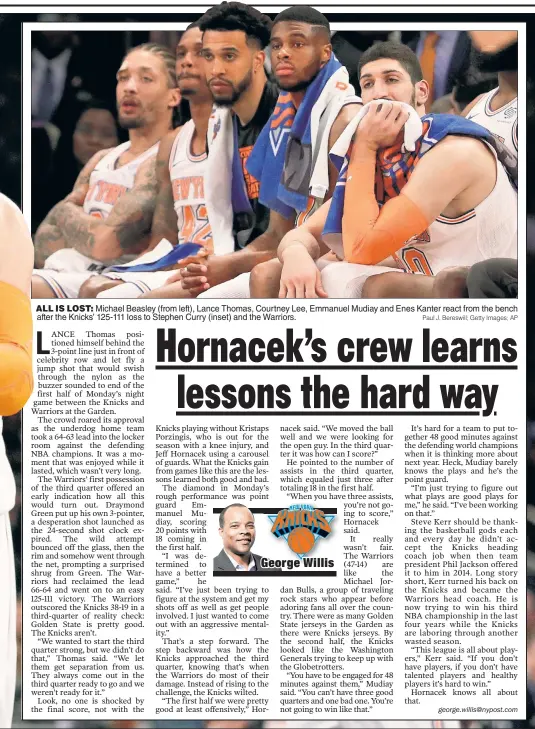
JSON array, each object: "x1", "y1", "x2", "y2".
[{"x1": 36, "y1": 63, "x2": 56, "y2": 122}]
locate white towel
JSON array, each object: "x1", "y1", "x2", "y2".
[
  {"x1": 105, "y1": 238, "x2": 173, "y2": 269},
  {"x1": 330, "y1": 100, "x2": 423, "y2": 160},
  {"x1": 307, "y1": 67, "x2": 361, "y2": 200},
  {"x1": 205, "y1": 108, "x2": 236, "y2": 255}
]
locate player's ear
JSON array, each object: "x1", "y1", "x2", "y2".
[
  {"x1": 254, "y1": 48, "x2": 265, "y2": 73},
  {"x1": 321, "y1": 43, "x2": 332, "y2": 66},
  {"x1": 415, "y1": 79, "x2": 429, "y2": 109},
  {"x1": 168, "y1": 87, "x2": 181, "y2": 109}
]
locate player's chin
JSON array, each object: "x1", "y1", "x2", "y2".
[
  {"x1": 179, "y1": 81, "x2": 200, "y2": 95},
  {"x1": 118, "y1": 114, "x2": 145, "y2": 130},
  {"x1": 276, "y1": 76, "x2": 302, "y2": 91},
  {"x1": 211, "y1": 92, "x2": 234, "y2": 106}
]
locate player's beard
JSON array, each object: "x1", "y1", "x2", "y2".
[
  {"x1": 377, "y1": 90, "x2": 417, "y2": 109},
  {"x1": 119, "y1": 116, "x2": 146, "y2": 129},
  {"x1": 179, "y1": 75, "x2": 205, "y2": 98},
  {"x1": 211, "y1": 69, "x2": 253, "y2": 108},
  {"x1": 117, "y1": 104, "x2": 147, "y2": 130}
]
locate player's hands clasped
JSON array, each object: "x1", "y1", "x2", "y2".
[
  {"x1": 166, "y1": 254, "x2": 235, "y2": 297},
  {"x1": 356, "y1": 100, "x2": 410, "y2": 151}
]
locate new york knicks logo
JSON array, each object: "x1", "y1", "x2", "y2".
[{"x1": 268, "y1": 504, "x2": 334, "y2": 558}]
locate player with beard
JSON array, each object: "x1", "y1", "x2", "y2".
[
  {"x1": 78, "y1": 23, "x2": 217, "y2": 298},
  {"x1": 156, "y1": 22, "x2": 214, "y2": 248},
  {"x1": 173, "y1": 5, "x2": 359, "y2": 299},
  {"x1": 31, "y1": 43, "x2": 179, "y2": 298},
  {"x1": 273, "y1": 41, "x2": 516, "y2": 299},
  {"x1": 144, "y1": 2, "x2": 288, "y2": 299},
  {"x1": 361, "y1": 35, "x2": 518, "y2": 299}
]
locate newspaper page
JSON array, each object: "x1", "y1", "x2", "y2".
[
  {"x1": 24, "y1": 302, "x2": 526, "y2": 724},
  {"x1": 21, "y1": 10, "x2": 526, "y2": 729}
]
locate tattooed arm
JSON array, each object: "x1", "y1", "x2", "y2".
[
  {"x1": 51, "y1": 154, "x2": 160, "y2": 263},
  {"x1": 33, "y1": 214, "x2": 65, "y2": 269},
  {"x1": 49, "y1": 154, "x2": 159, "y2": 263},
  {"x1": 145, "y1": 128, "x2": 181, "y2": 250},
  {"x1": 33, "y1": 149, "x2": 109, "y2": 268}
]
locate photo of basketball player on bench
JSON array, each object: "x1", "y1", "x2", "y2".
[{"x1": 30, "y1": 12, "x2": 518, "y2": 300}]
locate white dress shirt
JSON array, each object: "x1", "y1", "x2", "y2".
[{"x1": 224, "y1": 550, "x2": 256, "y2": 571}]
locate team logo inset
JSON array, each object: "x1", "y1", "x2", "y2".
[{"x1": 268, "y1": 504, "x2": 335, "y2": 558}]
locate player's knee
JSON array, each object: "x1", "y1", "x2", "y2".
[
  {"x1": 432, "y1": 266, "x2": 470, "y2": 298},
  {"x1": 361, "y1": 272, "x2": 394, "y2": 298},
  {"x1": 31, "y1": 276, "x2": 57, "y2": 299},
  {"x1": 79, "y1": 276, "x2": 114, "y2": 299},
  {"x1": 250, "y1": 259, "x2": 282, "y2": 296}
]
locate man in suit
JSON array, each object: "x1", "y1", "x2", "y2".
[
  {"x1": 214, "y1": 504, "x2": 267, "y2": 572},
  {"x1": 31, "y1": 29, "x2": 121, "y2": 132},
  {"x1": 404, "y1": 31, "x2": 473, "y2": 109}
]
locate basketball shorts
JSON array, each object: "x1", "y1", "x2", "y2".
[
  {"x1": 320, "y1": 261, "x2": 404, "y2": 298},
  {"x1": 96, "y1": 271, "x2": 176, "y2": 298},
  {"x1": 32, "y1": 249, "x2": 106, "y2": 299}
]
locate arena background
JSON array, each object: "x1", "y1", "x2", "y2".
[{"x1": 0, "y1": 8, "x2": 531, "y2": 729}]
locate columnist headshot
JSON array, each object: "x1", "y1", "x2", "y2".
[{"x1": 214, "y1": 503, "x2": 266, "y2": 572}]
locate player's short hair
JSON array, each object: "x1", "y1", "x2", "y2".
[
  {"x1": 272, "y1": 6, "x2": 331, "y2": 39},
  {"x1": 126, "y1": 42, "x2": 177, "y2": 88},
  {"x1": 185, "y1": 19, "x2": 203, "y2": 32},
  {"x1": 199, "y1": 2, "x2": 272, "y2": 50},
  {"x1": 219, "y1": 503, "x2": 253, "y2": 528},
  {"x1": 359, "y1": 41, "x2": 423, "y2": 85}
]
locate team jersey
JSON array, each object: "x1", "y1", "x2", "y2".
[
  {"x1": 83, "y1": 141, "x2": 159, "y2": 220},
  {"x1": 465, "y1": 87, "x2": 517, "y2": 156},
  {"x1": 324, "y1": 113, "x2": 517, "y2": 275},
  {"x1": 0, "y1": 419, "x2": 15, "y2": 514},
  {"x1": 387, "y1": 144, "x2": 517, "y2": 275},
  {"x1": 169, "y1": 120, "x2": 212, "y2": 251},
  {"x1": 234, "y1": 80, "x2": 279, "y2": 247}
]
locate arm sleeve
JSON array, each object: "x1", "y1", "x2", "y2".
[
  {"x1": 342, "y1": 146, "x2": 431, "y2": 265},
  {"x1": 0, "y1": 281, "x2": 33, "y2": 415}
]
